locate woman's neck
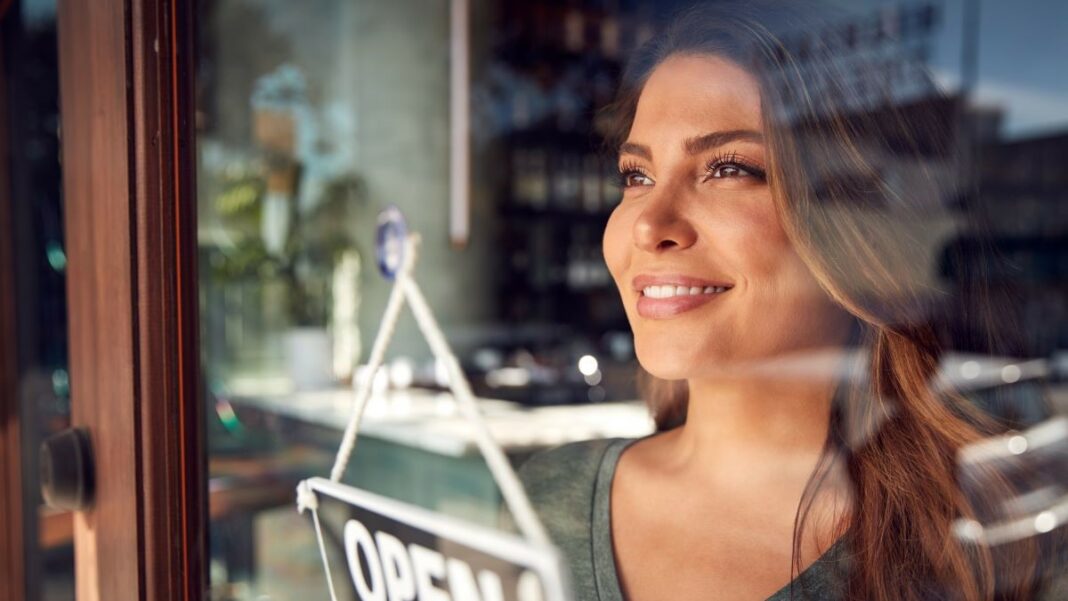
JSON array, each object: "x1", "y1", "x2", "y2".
[{"x1": 665, "y1": 348, "x2": 848, "y2": 482}]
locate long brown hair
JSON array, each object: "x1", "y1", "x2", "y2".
[{"x1": 605, "y1": 3, "x2": 1039, "y2": 599}]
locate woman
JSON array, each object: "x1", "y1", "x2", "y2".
[{"x1": 519, "y1": 2, "x2": 1066, "y2": 600}]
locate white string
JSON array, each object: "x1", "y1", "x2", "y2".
[
  {"x1": 400, "y1": 269, "x2": 550, "y2": 546},
  {"x1": 328, "y1": 236, "x2": 417, "y2": 482},
  {"x1": 296, "y1": 481, "x2": 340, "y2": 601},
  {"x1": 323, "y1": 233, "x2": 550, "y2": 547}
]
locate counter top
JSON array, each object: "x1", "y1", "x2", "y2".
[{"x1": 227, "y1": 386, "x2": 656, "y2": 458}]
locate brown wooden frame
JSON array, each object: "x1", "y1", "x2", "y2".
[{"x1": 57, "y1": 0, "x2": 205, "y2": 599}]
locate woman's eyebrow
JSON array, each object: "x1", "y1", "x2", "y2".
[
  {"x1": 684, "y1": 129, "x2": 763, "y2": 155},
  {"x1": 619, "y1": 141, "x2": 652, "y2": 160},
  {"x1": 619, "y1": 129, "x2": 764, "y2": 161}
]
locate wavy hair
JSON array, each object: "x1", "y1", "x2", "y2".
[{"x1": 605, "y1": 2, "x2": 1041, "y2": 599}]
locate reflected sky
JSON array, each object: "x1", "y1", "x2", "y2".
[
  {"x1": 19, "y1": 0, "x2": 1067, "y2": 137},
  {"x1": 799, "y1": 0, "x2": 1067, "y2": 138}
]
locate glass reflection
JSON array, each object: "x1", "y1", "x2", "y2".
[{"x1": 192, "y1": 0, "x2": 1068, "y2": 599}]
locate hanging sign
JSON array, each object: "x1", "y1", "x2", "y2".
[
  {"x1": 298, "y1": 207, "x2": 572, "y2": 601},
  {"x1": 307, "y1": 478, "x2": 569, "y2": 601}
]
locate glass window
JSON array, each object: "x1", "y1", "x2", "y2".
[
  {"x1": 193, "y1": 0, "x2": 1068, "y2": 599},
  {"x1": 2, "y1": 0, "x2": 75, "y2": 598}
]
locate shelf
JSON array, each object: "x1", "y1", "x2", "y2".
[{"x1": 499, "y1": 204, "x2": 615, "y2": 222}]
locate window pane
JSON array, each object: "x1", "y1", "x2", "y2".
[
  {"x1": 195, "y1": 1, "x2": 1068, "y2": 599},
  {"x1": 3, "y1": 0, "x2": 75, "y2": 598}
]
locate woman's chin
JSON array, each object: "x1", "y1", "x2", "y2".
[
  {"x1": 635, "y1": 349, "x2": 705, "y2": 381},
  {"x1": 635, "y1": 340, "x2": 745, "y2": 381}
]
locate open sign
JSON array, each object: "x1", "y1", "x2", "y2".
[{"x1": 305, "y1": 478, "x2": 572, "y2": 601}]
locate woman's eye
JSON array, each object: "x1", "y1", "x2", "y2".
[
  {"x1": 710, "y1": 164, "x2": 748, "y2": 178},
  {"x1": 704, "y1": 158, "x2": 766, "y2": 182},
  {"x1": 619, "y1": 170, "x2": 654, "y2": 188}
]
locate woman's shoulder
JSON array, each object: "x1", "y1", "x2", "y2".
[
  {"x1": 518, "y1": 437, "x2": 629, "y2": 506},
  {"x1": 515, "y1": 437, "x2": 634, "y2": 600},
  {"x1": 516, "y1": 437, "x2": 635, "y2": 542}
]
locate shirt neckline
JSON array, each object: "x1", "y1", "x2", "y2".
[{"x1": 591, "y1": 437, "x2": 847, "y2": 601}]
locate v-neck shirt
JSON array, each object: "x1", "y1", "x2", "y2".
[{"x1": 518, "y1": 437, "x2": 849, "y2": 601}]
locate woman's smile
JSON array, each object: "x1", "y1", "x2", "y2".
[{"x1": 632, "y1": 273, "x2": 733, "y2": 319}]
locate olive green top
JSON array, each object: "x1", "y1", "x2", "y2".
[
  {"x1": 518, "y1": 437, "x2": 1068, "y2": 601},
  {"x1": 518, "y1": 437, "x2": 848, "y2": 601}
]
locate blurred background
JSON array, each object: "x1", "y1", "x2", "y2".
[{"x1": 2, "y1": 0, "x2": 1066, "y2": 599}]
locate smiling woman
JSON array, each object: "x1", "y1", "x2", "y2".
[
  {"x1": 605, "y1": 53, "x2": 852, "y2": 381},
  {"x1": 518, "y1": 2, "x2": 1068, "y2": 601}
]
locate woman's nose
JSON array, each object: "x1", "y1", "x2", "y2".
[{"x1": 633, "y1": 191, "x2": 698, "y2": 253}]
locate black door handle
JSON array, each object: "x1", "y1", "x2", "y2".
[{"x1": 40, "y1": 427, "x2": 95, "y2": 511}]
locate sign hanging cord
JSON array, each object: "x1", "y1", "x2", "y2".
[
  {"x1": 296, "y1": 480, "x2": 341, "y2": 601},
  {"x1": 310, "y1": 233, "x2": 549, "y2": 549},
  {"x1": 328, "y1": 235, "x2": 415, "y2": 483},
  {"x1": 400, "y1": 268, "x2": 550, "y2": 546}
]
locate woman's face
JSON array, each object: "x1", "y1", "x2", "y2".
[{"x1": 603, "y1": 54, "x2": 852, "y2": 380}]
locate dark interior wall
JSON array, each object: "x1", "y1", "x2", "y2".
[{"x1": 2, "y1": 0, "x2": 70, "y2": 598}]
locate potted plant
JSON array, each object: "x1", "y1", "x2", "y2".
[{"x1": 246, "y1": 64, "x2": 368, "y2": 391}]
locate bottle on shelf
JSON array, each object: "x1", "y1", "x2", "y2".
[
  {"x1": 563, "y1": 0, "x2": 586, "y2": 54},
  {"x1": 599, "y1": 0, "x2": 622, "y2": 60},
  {"x1": 511, "y1": 147, "x2": 529, "y2": 207},
  {"x1": 566, "y1": 226, "x2": 591, "y2": 291},
  {"x1": 528, "y1": 147, "x2": 550, "y2": 208},
  {"x1": 550, "y1": 152, "x2": 582, "y2": 210},
  {"x1": 601, "y1": 160, "x2": 621, "y2": 208},
  {"x1": 582, "y1": 154, "x2": 603, "y2": 213}
]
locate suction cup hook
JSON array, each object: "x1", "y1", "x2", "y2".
[{"x1": 376, "y1": 205, "x2": 409, "y2": 280}]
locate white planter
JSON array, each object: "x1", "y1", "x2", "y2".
[{"x1": 283, "y1": 327, "x2": 335, "y2": 391}]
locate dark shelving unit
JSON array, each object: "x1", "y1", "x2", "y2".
[{"x1": 487, "y1": 0, "x2": 655, "y2": 335}]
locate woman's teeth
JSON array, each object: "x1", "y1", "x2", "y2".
[{"x1": 642, "y1": 285, "x2": 729, "y2": 298}]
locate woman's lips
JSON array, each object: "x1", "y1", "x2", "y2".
[
  {"x1": 636, "y1": 287, "x2": 729, "y2": 319},
  {"x1": 631, "y1": 274, "x2": 733, "y2": 319}
]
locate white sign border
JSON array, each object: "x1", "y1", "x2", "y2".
[{"x1": 307, "y1": 477, "x2": 573, "y2": 601}]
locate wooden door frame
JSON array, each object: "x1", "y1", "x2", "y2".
[{"x1": 57, "y1": 0, "x2": 205, "y2": 599}]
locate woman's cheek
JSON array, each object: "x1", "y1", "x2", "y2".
[{"x1": 696, "y1": 197, "x2": 788, "y2": 276}]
